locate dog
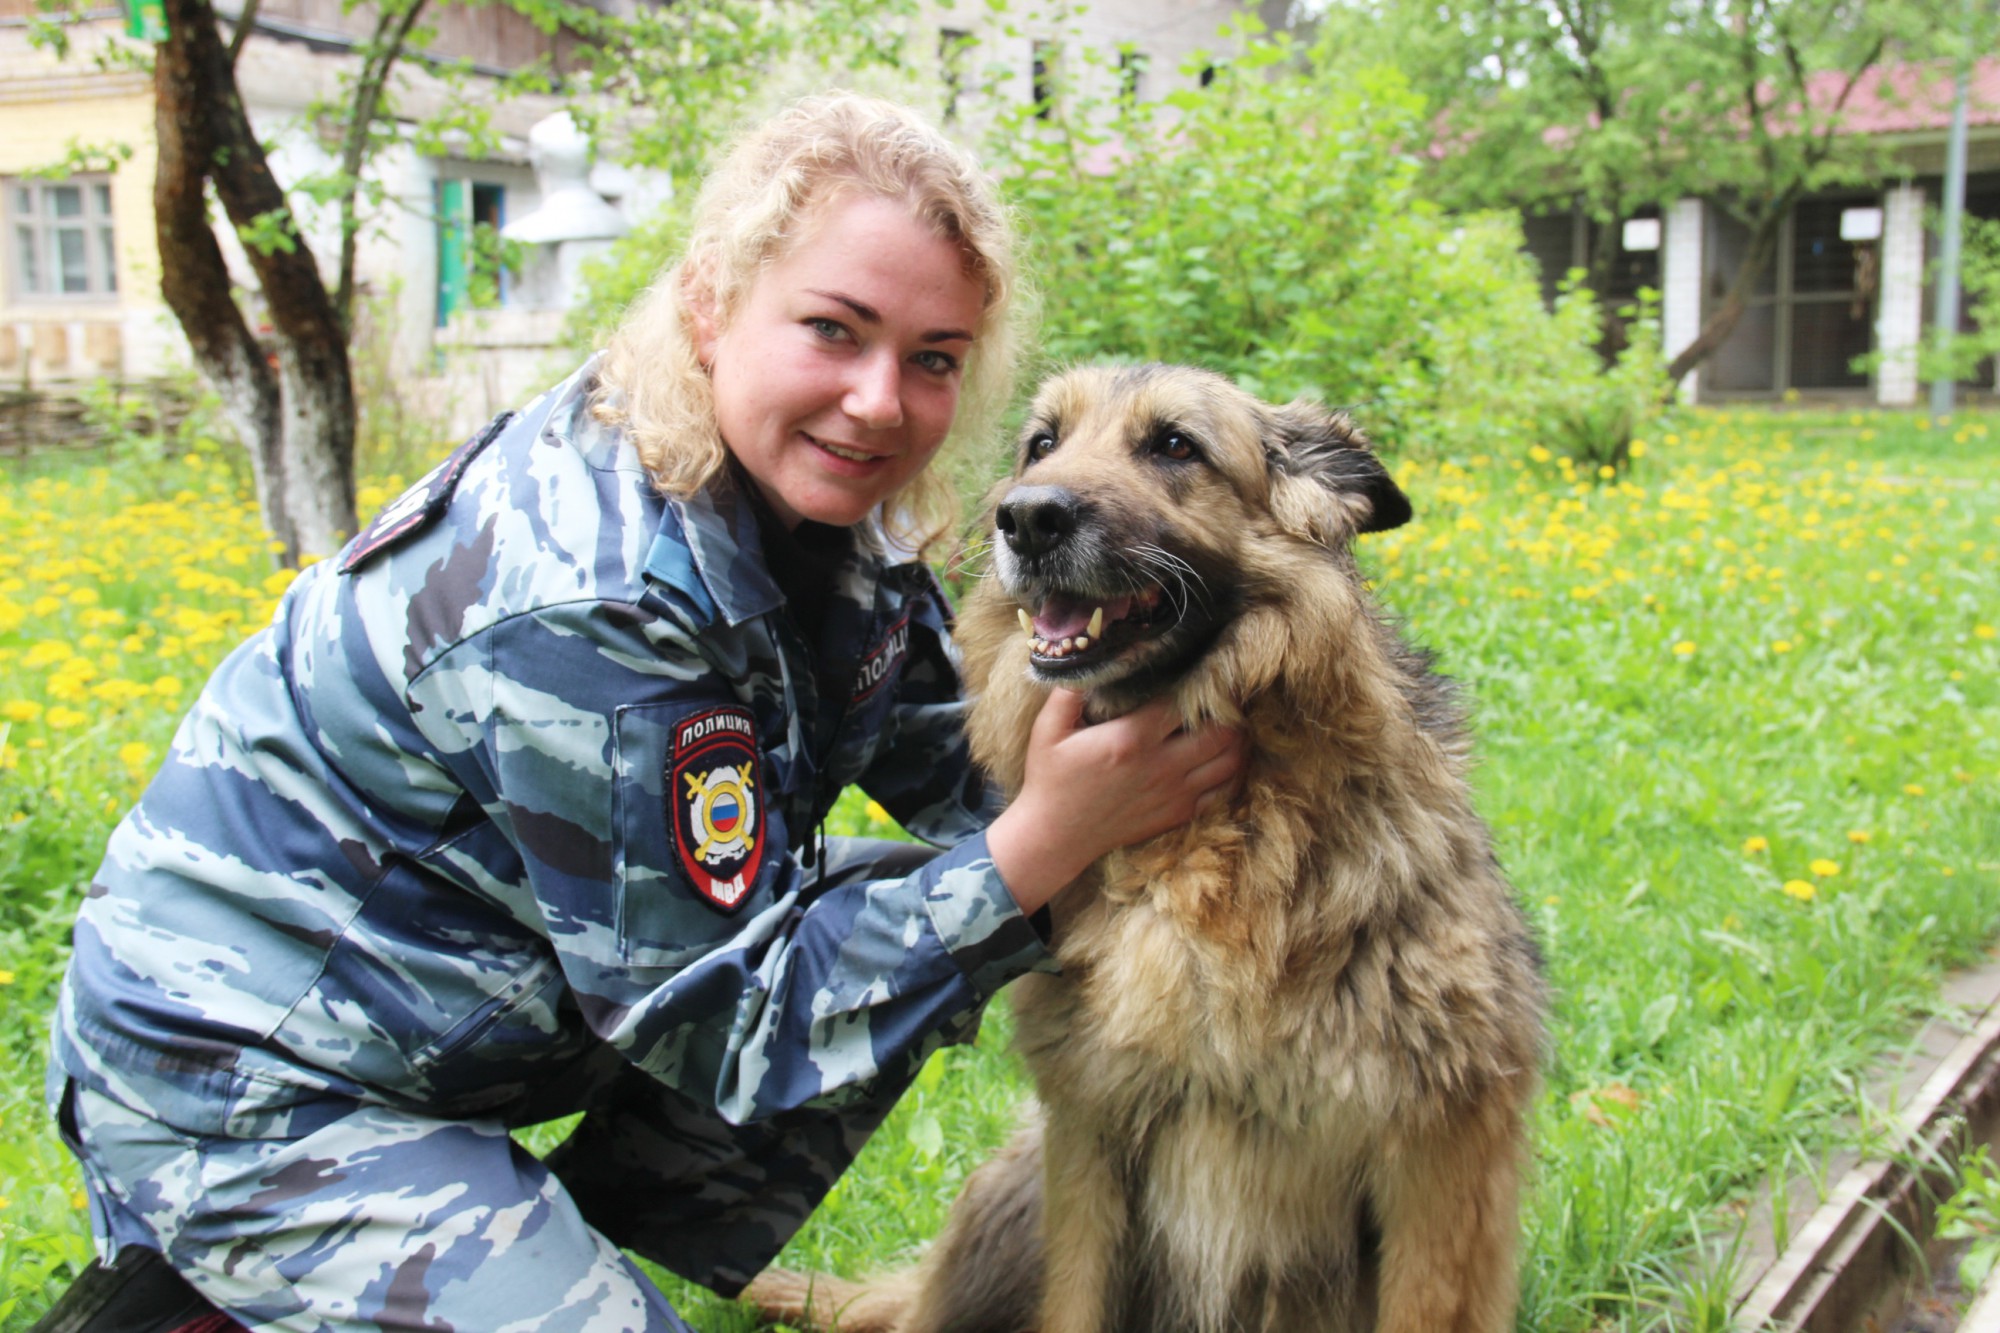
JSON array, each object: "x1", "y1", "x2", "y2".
[{"x1": 745, "y1": 364, "x2": 1548, "y2": 1333}]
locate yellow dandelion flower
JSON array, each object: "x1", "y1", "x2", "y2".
[
  {"x1": 1672, "y1": 641, "x2": 1697, "y2": 657},
  {"x1": 151, "y1": 677, "x2": 184, "y2": 697},
  {"x1": 1943, "y1": 867, "x2": 1957, "y2": 877},
  {"x1": 1904, "y1": 783, "x2": 1926, "y2": 796},
  {"x1": 1977, "y1": 625, "x2": 1997, "y2": 640},
  {"x1": 1772, "y1": 640, "x2": 1793, "y2": 654},
  {"x1": 117, "y1": 742, "x2": 153, "y2": 770},
  {"x1": 21, "y1": 641, "x2": 73, "y2": 669},
  {"x1": 1809, "y1": 858, "x2": 1840, "y2": 877},
  {"x1": 1629, "y1": 440, "x2": 1648, "y2": 458},
  {"x1": 3, "y1": 701, "x2": 43, "y2": 723},
  {"x1": 1528, "y1": 445, "x2": 1553, "y2": 464},
  {"x1": 1782, "y1": 880, "x2": 1817, "y2": 901},
  {"x1": 864, "y1": 800, "x2": 891, "y2": 825},
  {"x1": 1742, "y1": 836, "x2": 1769, "y2": 854},
  {"x1": 1847, "y1": 830, "x2": 1871, "y2": 844},
  {"x1": 0, "y1": 970, "x2": 13, "y2": 984},
  {"x1": 45, "y1": 706, "x2": 88, "y2": 729},
  {"x1": 1542, "y1": 894, "x2": 1561, "y2": 907}
]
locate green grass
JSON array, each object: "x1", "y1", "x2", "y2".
[{"x1": 0, "y1": 407, "x2": 1996, "y2": 1330}]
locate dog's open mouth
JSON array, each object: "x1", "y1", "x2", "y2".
[{"x1": 1016, "y1": 585, "x2": 1175, "y2": 676}]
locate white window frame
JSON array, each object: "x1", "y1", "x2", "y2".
[{"x1": 7, "y1": 176, "x2": 119, "y2": 303}]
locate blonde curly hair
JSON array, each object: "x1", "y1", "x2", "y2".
[{"x1": 593, "y1": 93, "x2": 1023, "y2": 551}]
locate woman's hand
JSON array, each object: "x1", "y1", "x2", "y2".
[{"x1": 984, "y1": 689, "x2": 1246, "y2": 915}]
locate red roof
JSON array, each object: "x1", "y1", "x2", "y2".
[{"x1": 1814, "y1": 55, "x2": 2000, "y2": 134}]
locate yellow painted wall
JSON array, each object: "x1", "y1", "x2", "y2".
[{"x1": 0, "y1": 21, "x2": 163, "y2": 378}]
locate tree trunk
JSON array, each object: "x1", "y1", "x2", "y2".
[
  {"x1": 1663, "y1": 200, "x2": 1790, "y2": 386},
  {"x1": 154, "y1": 0, "x2": 358, "y2": 563}
]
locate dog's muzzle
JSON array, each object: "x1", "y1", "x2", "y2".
[{"x1": 993, "y1": 482, "x2": 1186, "y2": 681}]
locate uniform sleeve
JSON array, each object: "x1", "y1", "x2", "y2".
[{"x1": 406, "y1": 598, "x2": 1050, "y2": 1126}]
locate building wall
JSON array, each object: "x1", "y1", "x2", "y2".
[
  {"x1": 0, "y1": 21, "x2": 174, "y2": 382},
  {"x1": 911, "y1": 0, "x2": 1245, "y2": 148}
]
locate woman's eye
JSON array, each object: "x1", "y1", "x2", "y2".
[
  {"x1": 1027, "y1": 431, "x2": 1057, "y2": 461},
  {"x1": 806, "y1": 317, "x2": 846, "y2": 341},
  {"x1": 914, "y1": 350, "x2": 961, "y2": 375},
  {"x1": 1156, "y1": 431, "x2": 1196, "y2": 461}
]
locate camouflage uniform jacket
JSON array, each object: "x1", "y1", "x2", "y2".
[{"x1": 51, "y1": 361, "x2": 1051, "y2": 1290}]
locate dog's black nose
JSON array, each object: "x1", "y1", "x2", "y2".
[{"x1": 996, "y1": 486, "x2": 1081, "y2": 559}]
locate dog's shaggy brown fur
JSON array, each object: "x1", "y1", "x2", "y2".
[{"x1": 746, "y1": 365, "x2": 1548, "y2": 1333}]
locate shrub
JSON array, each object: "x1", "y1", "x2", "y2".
[{"x1": 982, "y1": 28, "x2": 1669, "y2": 464}]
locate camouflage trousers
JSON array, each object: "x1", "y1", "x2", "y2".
[
  {"x1": 57, "y1": 838, "x2": 940, "y2": 1333},
  {"x1": 65, "y1": 1083, "x2": 696, "y2": 1333}
]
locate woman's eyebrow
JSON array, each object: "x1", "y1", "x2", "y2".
[{"x1": 807, "y1": 289, "x2": 974, "y2": 343}]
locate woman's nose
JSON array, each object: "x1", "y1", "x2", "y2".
[{"x1": 844, "y1": 352, "x2": 904, "y2": 430}]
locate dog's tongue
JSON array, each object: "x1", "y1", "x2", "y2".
[{"x1": 1032, "y1": 593, "x2": 1132, "y2": 641}]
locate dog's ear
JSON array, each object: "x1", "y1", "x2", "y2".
[{"x1": 1264, "y1": 401, "x2": 1411, "y2": 544}]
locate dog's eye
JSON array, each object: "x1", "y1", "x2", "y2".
[
  {"x1": 1155, "y1": 430, "x2": 1197, "y2": 462},
  {"x1": 1026, "y1": 431, "x2": 1058, "y2": 462}
]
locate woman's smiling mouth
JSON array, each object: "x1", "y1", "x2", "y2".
[{"x1": 807, "y1": 434, "x2": 884, "y2": 465}]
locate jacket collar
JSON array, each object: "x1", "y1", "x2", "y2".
[{"x1": 655, "y1": 476, "x2": 926, "y2": 632}]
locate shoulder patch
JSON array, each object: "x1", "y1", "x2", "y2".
[
  {"x1": 340, "y1": 411, "x2": 515, "y2": 574},
  {"x1": 670, "y1": 706, "x2": 766, "y2": 911},
  {"x1": 852, "y1": 612, "x2": 912, "y2": 703}
]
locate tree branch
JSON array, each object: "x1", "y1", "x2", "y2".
[
  {"x1": 335, "y1": 0, "x2": 430, "y2": 335},
  {"x1": 226, "y1": 0, "x2": 258, "y2": 68}
]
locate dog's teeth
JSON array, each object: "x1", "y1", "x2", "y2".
[
  {"x1": 1088, "y1": 607, "x2": 1104, "y2": 639},
  {"x1": 1061, "y1": 638, "x2": 1074, "y2": 653},
  {"x1": 1075, "y1": 635, "x2": 1090, "y2": 650},
  {"x1": 1019, "y1": 608, "x2": 1034, "y2": 636}
]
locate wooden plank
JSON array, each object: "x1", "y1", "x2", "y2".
[{"x1": 1735, "y1": 993, "x2": 2000, "y2": 1331}]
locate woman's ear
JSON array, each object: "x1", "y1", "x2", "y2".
[
  {"x1": 683, "y1": 269, "x2": 720, "y2": 369},
  {"x1": 1263, "y1": 401, "x2": 1411, "y2": 546}
]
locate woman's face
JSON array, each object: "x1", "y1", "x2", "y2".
[{"x1": 696, "y1": 193, "x2": 987, "y2": 530}]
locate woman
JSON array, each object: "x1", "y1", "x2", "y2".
[{"x1": 46, "y1": 95, "x2": 1243, "y2": 1332}]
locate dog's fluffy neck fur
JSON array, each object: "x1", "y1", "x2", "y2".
[{"x1": 962, "y1": 527, "x2": 1526, "y2": 1104}]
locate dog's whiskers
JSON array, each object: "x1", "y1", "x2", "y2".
[
  {"x1": 1128, "y1": 543, "x2": 1210, "y2": 618},
  {"x1": 947, "y1": 538, "x2": 995, "y2": 580}
]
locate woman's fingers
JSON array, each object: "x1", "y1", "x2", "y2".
[
  {"x1": 1033, "y1": 687, "x2": 1089, "y2": 744},
  {"x1": 1184, "y1": 736, "x2": 1245, "y2": 791}
]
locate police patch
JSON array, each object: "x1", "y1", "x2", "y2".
[
  {"x1": 670, "y1": 706, "x2": 765, "y2": 910},
  {"x1": 339, "y1": 411, "x2": 514, "y2": 574}
]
